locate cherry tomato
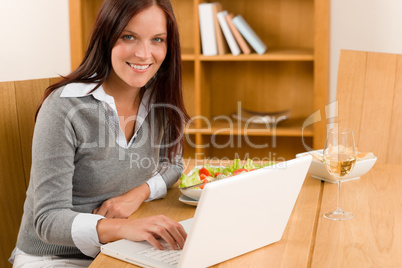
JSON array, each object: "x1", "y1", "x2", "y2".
[
  {"x1": 214, "y1": 172, "x2": 221, "y2": 177},
  {"x1": 199, "y1": 167, "x2": 212, "y2": 177},
  {"x1": 200, "y1": 174, "x2": 208, "y2": 180},
  {"x1": 199, "y1": 181, "x2": 208, "y2": 189}
]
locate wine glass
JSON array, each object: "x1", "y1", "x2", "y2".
[{"x1": 323, "y1": 127, "x2": 356, "y2": 220}]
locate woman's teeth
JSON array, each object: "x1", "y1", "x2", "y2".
[{"x1": 129, "y1": 63, "x2": 150, "y2": 70}]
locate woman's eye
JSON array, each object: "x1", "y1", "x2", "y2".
[
  {"x1": 153, "y1": 37, "x2": 165, "y2": 43},
  {"x1": 122, "y1": 35, "x2": 134, "y2": 41}
]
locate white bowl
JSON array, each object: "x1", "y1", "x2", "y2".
[
  {"x1": 179, "y1": 165, "x2": 206, "y2": 200},
  {"x1": 179, "y1": 187, "x2": 203, "y2": 201},
  {"x1": 296, "y1": 150, "x2": 377, "y2": 183}
]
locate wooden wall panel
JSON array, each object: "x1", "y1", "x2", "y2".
[
  {"x1": 336, "y1": 50, "x2": 402, "y2": 164},
  {"x1": 387, "y1": 55, "x2": 402, "y2": 164},
  {"x1": 336, "y1": 50, "x2": 367, "y2": 146},
  {"x1": 357, "y1": 52, "x2": 396, "y2": 163},
  {"x1": 0, "y1": 77, "x2": 60, "y2": 267},
  {"x1": 15, "y1": 78, "x2": 51, "y2": 186},
  {"x1": 0, "y1": 82, "x2": 26, "y2": 268}
]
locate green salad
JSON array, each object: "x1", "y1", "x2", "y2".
[{"x1": 179, "y1": 159, "x2": 274, "y2": 189}]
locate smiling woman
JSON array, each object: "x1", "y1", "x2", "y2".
[
  {"x1": 10, "y1": 0, "x2": 190, "y2": 267},
  {"x1": 106, "y1": 6, "x2": 168, "y2": 97},
  {"x1": 104, "y1": 5, "x2": 169, "y2": 144}
]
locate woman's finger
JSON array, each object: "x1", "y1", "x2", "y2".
[
  {"x1": 170, "y1": 223, "x2": 187, "y2": 249},
  {"x1": 154, "y1": 227, "x2": 178, "y2": 250},
  {"x1": 95, "y1": 205, "x2": 107, "y2": 217},
  {"x1": 153, "y1": 218, "x2": 186, "y2": 250},
  {"x1": 161, "y1": 223, "x2": 185, "y2": 249},
  {"x1": 145, "y1": 234, "x2": 164, "y2": 250}
]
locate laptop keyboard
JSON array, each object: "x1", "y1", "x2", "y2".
[{"x1": 138, "y1": 241, "x2": 182, "y2": 266}]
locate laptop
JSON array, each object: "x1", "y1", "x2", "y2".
[{"x1": 101, "y1": 155, "x2": 312, "y2": 268}]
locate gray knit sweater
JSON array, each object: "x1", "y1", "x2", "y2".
[{"x1": 16, "y1": 86, "x2": 183, "y2": 259}]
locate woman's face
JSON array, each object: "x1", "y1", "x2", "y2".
[{"x1": 108, "y1": 5, "x2": 168, "y2": 91}]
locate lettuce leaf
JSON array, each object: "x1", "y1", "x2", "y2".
[
  {"x1": 242, "y1": 159, "x2": 256, "y2": 170},
  {"x1": 223, "y1": 159, "x2": 241, "y2": 174},
  {"x1": 179, "y1": 159, "x2": 275, "y2": 188},
  {"x1": 179, "y1": 168, "x2": 202, "y2": 188}
]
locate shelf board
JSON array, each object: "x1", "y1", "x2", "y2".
[
  {"x1": 181, "y1": 47, "x2": 195, "y2": 61},
  {"x1": 184, "y1": 117, "x2": 313, "y2": 137},
  {"x1": 199, "y1": 48, "x2": 314, "y2": 62},
  {"x1": 181, "y1": 54, "x2": 195, "y2": 61}
]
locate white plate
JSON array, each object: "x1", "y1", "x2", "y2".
[
  {"x1": 296, "y1": 150, "x2": 377, "y2": 183},
  {"x1": 310, "y1": 174, "x2": 360, "y2": 183},
  {"x1": 178, "y1": 194, "x2": 198, "y2": 206},
  {"x1": 179, "y1": 186, "x2": 203, "y2": 200}
]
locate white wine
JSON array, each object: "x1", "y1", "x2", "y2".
[
  {"x1": 323, "y1": 128, "x2": 356, "y2": 220},
  {"x1": 324, "y1": 154, "x2": 356, "y2": 179}
]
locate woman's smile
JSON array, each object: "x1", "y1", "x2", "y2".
[{"x1": 127, "y1": 63, "x2": 152, "y2": 72}]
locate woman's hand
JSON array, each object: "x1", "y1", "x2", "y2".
[
  {"x1": 93, "y1": 183, "x2": 150, "y2": 218},
  {"x1": 97, "y1": 215, "x2": 187, "y2": 250}
]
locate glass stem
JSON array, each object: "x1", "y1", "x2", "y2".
[{"x1": 336, "y1": 181, "x2": 342, "y2": 212}]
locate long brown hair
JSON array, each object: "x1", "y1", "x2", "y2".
[{"x1": 37, "y1": 0, "x2": 189, "y2": 161}]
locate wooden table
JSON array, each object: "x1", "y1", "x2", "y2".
[
  {"x1": 311, "y1": 164, "x2": 402, "y2": 267},
  {"x1": 89, "y1": 161, "x2": 402, "y2": 267}
]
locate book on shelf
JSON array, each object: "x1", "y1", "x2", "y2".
[
  {"x1": 225, "y1": 13, "x2": 251, "y2": 55},
  {"x1": 217, "y1": 10, "x2": 241, "y2": 56},
  {"x1": 198, "y1": 2, "x2": 218, "y2": 56},
  {"x1": 232, "y1": 15, "x2": 267, "y2": 55},
  {"x1": 211, "y1": 2, "x2": 229, "y2": 55}
]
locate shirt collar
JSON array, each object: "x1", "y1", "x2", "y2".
[
  {"x1": 60, "y1": 82, "x2": 153, "y2": 112},
  {"x1": 60, "y1": 82, "x2": 99, "y2": 98},
  {"x1": 60, "y1": 82, "x2": 154, "y2": 149}
]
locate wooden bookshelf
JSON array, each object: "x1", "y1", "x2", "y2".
[{"x1": 69, "y1": 0, "x2": 329, "y2": 160}]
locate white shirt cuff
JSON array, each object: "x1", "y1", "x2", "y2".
[
  {"x1": 71, "y1": 213, "x2": 105, "y2": 258},
  {"x1": 145, "y1": 173, "x2": 167, "y2": 201}
]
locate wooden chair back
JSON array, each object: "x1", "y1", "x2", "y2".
[
  {"x1": 336, "y1": 50, "x2": 402, "y2": 164},
  {"x1": 0, "y1": 77, "x2": 59, "y2": 267}
]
